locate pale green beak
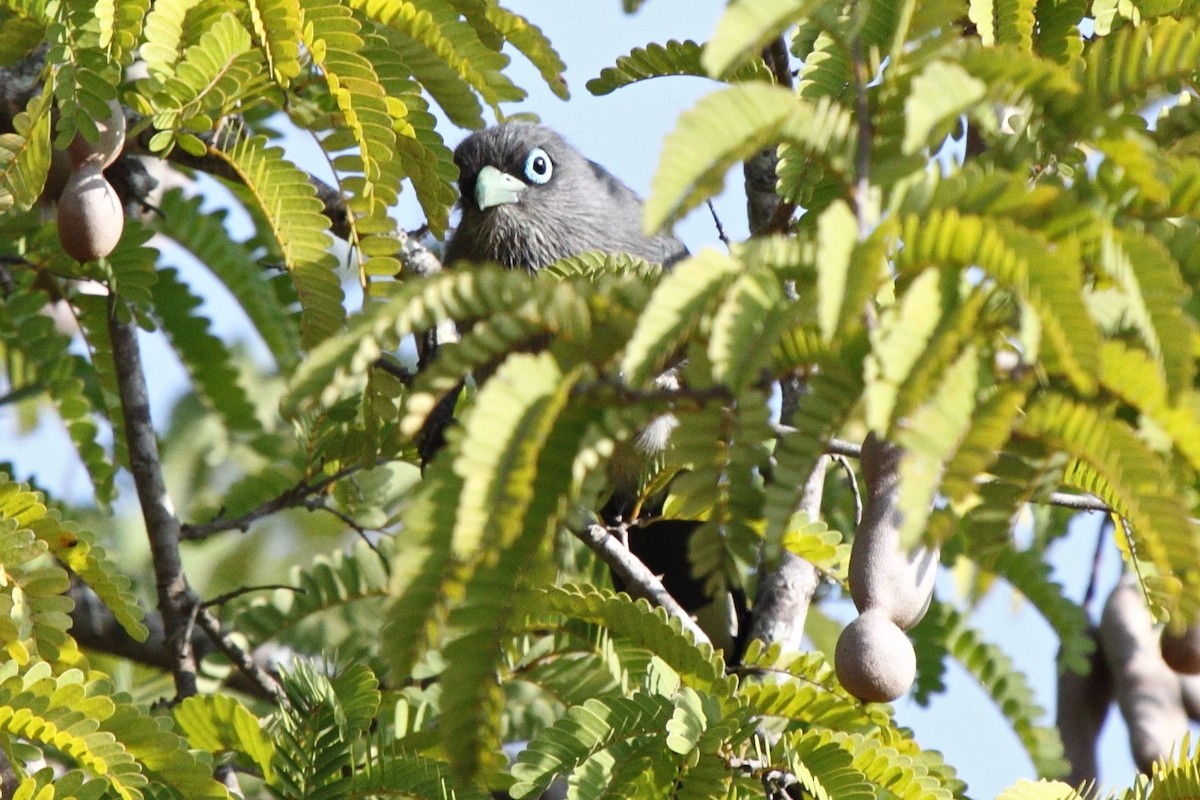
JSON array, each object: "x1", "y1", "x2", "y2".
[{"x1": 475, "y1": 164, "x2": 526, "y2": 210}]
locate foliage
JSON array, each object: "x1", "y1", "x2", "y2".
[{"x1": 1, "y1": 0, "x2": 1200, "y2": 796}]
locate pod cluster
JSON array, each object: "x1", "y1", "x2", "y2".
[
  {"x1": 835, "y1": 434, "x2": 939, "y2": 703},
  {"x1": 56, "y1": 100, "x2": 125, "y2": 262}
]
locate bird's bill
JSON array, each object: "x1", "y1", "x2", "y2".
[{"x1": 474, "y1": 165, "x2": 526, "y2": 210}]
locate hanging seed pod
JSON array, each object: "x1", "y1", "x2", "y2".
[
  {"x1": 834, "y1": 608, "x2": 917, "y2": 703},
  {"x1": 1056, "y1": 627, "x2": 1112, "y2": 785},
  {"x1": 1161, "y1": 622, "x2": 1200, "y2": 675},
  {"x1": 847, "y1": 434, "x2": 939, "y2": 631},
  {"x1": 67, "y1": 98, "x2": 126, "y2": 169},
  {"x1": 56, "y1": 165, "x2": 124, "y2": 262},
  {"x1": 1098, "y1": 573, "x2": 1188, "y2": 774}
]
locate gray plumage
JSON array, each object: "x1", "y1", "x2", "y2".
[
  {"x1": 444, "y1": 122, "x2": 687, "y2": 270},
  {"x1": 441, "y1": 125, "x2": 735, "y2": 646}
]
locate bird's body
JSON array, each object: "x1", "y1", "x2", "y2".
[
  {"x1": 445, "y1": 123, "x2": 686, "y2": 271},
  {"x1": 438, "y1": 123, "x2": 739, "y2": 648}
]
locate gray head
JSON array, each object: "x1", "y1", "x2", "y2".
[{"x1": 444, "y1": 122, "x2": 687, "y2": 272}]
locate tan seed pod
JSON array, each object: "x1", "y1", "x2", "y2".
[
  {"x1": 834, "y1": 609, "x2": 916, "y2": 703},
  {"x1": 1161, "y1": 622, "x2": 1200, "y2": 675},
  {"x1": 67, "y1": 98, "x2": 126, "y2": 170},
  {"x1": 1098, "y1": 573, "x2": 1188, "y2": 774},
  {"x1": 848, "y1": 433, "x2": 940, "y2": 631},
  {"x1": 56, "y1": 166, "x2": 124, "y2": 262},
  {"x1": 1056, "y1": 627, "x2": 1112, "y2": 786}
]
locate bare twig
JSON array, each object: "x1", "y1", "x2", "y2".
[
  {"x1": 194, "y1": 606, "x2": 286, "y2": 702},
  {"x1": 108, "y1": 295, "x2": 197, "y2": 700},
  {"x1": 202, "y1": 584, "x2": 302, "y2": 609},
  {"x1": 372, "y1": 356, "x2": 415, "y2": 386},
  {"x1": 1082, "y1": 517, "x2": 1112, "y2": 615},
  {"x1": 706, "y1": 200, "x2": 732, "y2": 248},
  {"x1": 832, "y1": 453, "x2": 863, "y2": 526},
  {"x1": 780, "y1": 429, "x2": 1117, "y2": 517},
  {"x1": 180, "y1": 462, "x2": 377, "y2": 539},
  {"x1": 575, "y1": 523, "x2": 711, "y2": 646},
  {"x1": 299, "y1": 497, "x2": 388, "y2": 561}
]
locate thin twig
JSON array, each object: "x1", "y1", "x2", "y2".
[
  {"x1": 781, "y1": 429, "x2": 1117, "y2": 517},
  {"x1": 299, "y1": 497, "x2": 388, "y2": 562},
  {"x1": 706, "y1": 200, "x2": 732, "y2": 248},
  {"x1": 194, "y1": 606, "x2": 286, "y2": 703},
  {"x1": 372, "y1": 356, "x2": 415, "y2": 386},
  {"x1": 575, "y1": 524, "x2": 711, "y2": 646},
  {"x1": 832, "y1": 453, "x2": 863, "y2": 526},
  {"x1": 180, "y1": 462, "x2": 379, "y2": 540},
  {"x1": 108, "y1": 295, "x2": 198, "y2": 700},
  {"x1": 1081, "y1": 516, "x2": 1112, "y2": 615},
  {"x1": 202, "y1": 584, "x2": 302, "y2": 609}
]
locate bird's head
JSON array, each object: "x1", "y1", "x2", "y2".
[
  {"x1": 446, "y1": 122, "x2": 686, "y2": 271},
  {"x1": 453, "y1": 122, "x2": 567, "y2": 214}
]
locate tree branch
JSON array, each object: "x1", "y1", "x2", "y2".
[
  {"x1": 744, "y1": 459, "x2": 825, "y2": 654},
  {"x1": 68, "y1": 580, "x2": 278, "y2": 699},
  {"x1": 107, "y1": 295, "x2": 197, "y2": 701},
  {"x1": 575, "y1": 523, "x2": 711, "y2": 646},
  {"x1": 743, "y1": 37, "x2": 797, "y2": 236}
]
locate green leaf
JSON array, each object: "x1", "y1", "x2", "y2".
[
  {"x1": 484, "y1": 3, "x2": 568, "y2": 99},
  {"x1": 703, "y1": 0, "x2": 818, "y2": 78},
  {"x1": 154, "y1": 189, "x2": 302, "y2": 370},
  {"x1": 246, "y1": 0, "x2": 302, "y2": 84},
  {"x1": 622, "y1": 249, "x2": 743, "y2": 386},
  {"x1": 648, "y1": 83, "x2": 854, "y2": 232},
  {"x1": 646, "y1": 82, "x2": 792, "y2": 233},
  {"x1": 174, "y1": 694, "x2": 275, "y2": 782},
  {"x1": 214, "y1": 124, "x2": 345, "y2": 348},
  {"x1": 589, "y1": 38, "x2": 771, "y2": 96},
  {"x1": 1097, "y1": 231, "x2": 1194, "y2": 400},
  {"x1": 894, "y1": 345, "x2": 981, "y2": 548},
  {"x1": 510, "y1": 694, "x2": 675, "y2": 799},
  {"x1": 150, "y1": 267, "x2": 262, "y2": 434},
  {"x1": 0, "y1": 89, "x2": 51, "y2": 214},
  {"x1": 903, "y1": 61, "x2": 987, "y2": 154},
  {"x1": 1025, "y1": 393, "x2": 1200, "y2": 619}
]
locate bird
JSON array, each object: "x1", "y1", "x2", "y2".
[
  {"x1": 439, "y1": 122, "x2": 742, "y2": 647},
  {"x1": 444, "y1": 122, "x2": 687, "y2": 271}
]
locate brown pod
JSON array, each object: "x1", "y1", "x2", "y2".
[
  {"x1": 1098, "y1": 573, "x2": 1188, "y2": 774},
  {"x1": 834, "y1": 608, "x2": 916, "y2": 703},
  {"x1": 67, "y1": 98, "x2": 126, "y2": 169},
  {"x1": 1056, "y1": 627, "x2": 1112, "y2": 786},
  {"x1": 1161, "y1": 623, "x2": 1200, "y2": 675},
  {"x1": 847, "y1": 433, "x2": 940, "y2": 631},
  {"x1": 56, "y1": 166, "x2": 124, "y2": 262}
]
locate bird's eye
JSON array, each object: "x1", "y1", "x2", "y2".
[{"x1": 523, "y1": 147, "x2": 553, "y2": 184}]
